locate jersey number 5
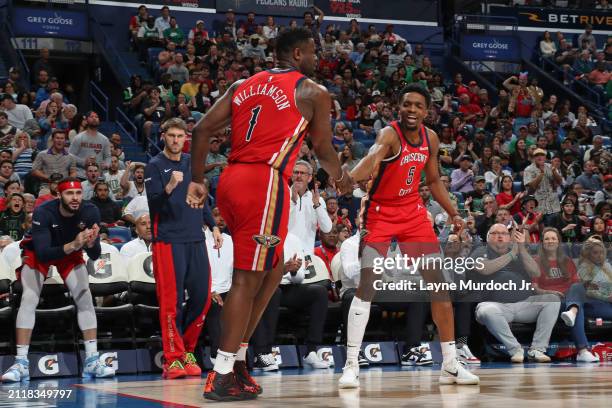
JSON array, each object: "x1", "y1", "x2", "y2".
[
  {"x1": 406, "y1": 166, "x2": 416, "y2": 185},
  {"x1": 245, "y1": 105, "x2": 262, "y2": 142}
]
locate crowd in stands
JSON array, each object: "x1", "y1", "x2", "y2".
[{"x1": 0, "y1": 4, "x2": 610, "y2": 370}]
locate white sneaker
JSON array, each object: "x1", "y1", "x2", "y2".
[
  {"x1": 82, "y1": 354, "x2": 116, "y2": 378},
  {"x1": 303, "y1": 351, "x2": 330, "y2": 369},
  {"x1": 527, "y1": 349, "x2": 551, "y2": 363},
  {"x1": 338, "y1": 360, "x2": 360, "y2": 389},
  {"x1": 510, "y1": 350, "x2": 524, "y2": 363},
  {"x1": 1, "y1": 358, "x2": 29, "y2": 382},
  {"x1": 576, "y1": 349, "x2": 599, "y2": 363},
  {"x1": 456, "y1": 345, "x2": 481, "y2": 365},
  {"x1": 439, "y1": 360, "x2": 479, "y2": 385},
  {"x1": 561, "y1": 310, "x2": 576, "y2": 327}
]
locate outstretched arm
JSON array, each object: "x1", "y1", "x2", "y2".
[{"x1": 349, "y1": 127, "x2": 395, "y2": 183}]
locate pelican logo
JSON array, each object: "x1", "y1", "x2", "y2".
[
  {"x1": 100, "y1": 352, "x2": 118, "y2": 371},
  {"x1": 252, "y1": 234, "x2": 281, "y2": 248},
  {"x1": 86, "y1": 253, "x2": 112, "y2": 279},
  {"x1": 143, "y1": 255, "x2": 154, "y2": 278},
  {"x1": 316, "y1": 348, "x2": 334, "y2": 366},
  {"x1": 271, "y1": 346, "x2": 283, "y2": 365},
  {"x1": 364, "y1": 344, "x2": 383, "y2": 362},
  {"x1": 38, "y1": 355, "x2": 59, "y2": 375},
  {"x1": 519, "y1": 12, "x2": 544, "y2": 23}
]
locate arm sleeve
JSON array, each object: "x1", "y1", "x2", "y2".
[
  {"x1": 31, "y1": 209, "x2": 68, "y2": 262},
  {"x1": 144, "y1": 162, "x2": 169, "y2": 213},
  {"x1": 316, "y1": 197, "x2": 332, "y2": 233},
  {"x1": 83, "y1": 206, "x2": 102, "y2": 260},
  {"x1": 203, "y1": 202, "x2": 216, "y2": 230}
]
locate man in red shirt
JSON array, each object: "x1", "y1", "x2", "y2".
[
  {"x1": 314, "y1": 228, "x2": 339, "y2": 280},
  {"x1": 458, "y1": 94, "x2": 483, "y2": 124}
]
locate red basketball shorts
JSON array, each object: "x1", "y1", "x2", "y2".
[
  {"x1": 216, "y1": 163, "x2": 290, "y2": 272},
  {"x1": 360, "y1": 199, "x2": 440, "y2": 258}
]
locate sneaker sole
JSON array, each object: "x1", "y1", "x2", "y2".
[
  {"x1": 203, "y1": 391, "x2": 258, "y2": 401},
  {"x1": 439, "y1": 376, "x2": 480, "y2": 385},
  {"x1": 338, "y1": 380, "x2": 360, "y2": 389},
  {"x1": 162, "y1": 372, "x2": 187, "y2": 379},
  {"x1": 401, "y1": 360, "x2": 433, "y2": 366},
  {"x1": 561, "y1": 313, "x2": 575, "y2": 327}
]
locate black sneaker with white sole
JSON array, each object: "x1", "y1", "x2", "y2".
[
  {"x1": 358, "y1": 350, "x2": 370, "y2": 367},
  {"x1": 253, "y1": 353, "x2": 279, "y2": 371},
  {"x1": 401, "y1": 346, "x2": 433, "y2": 366}
]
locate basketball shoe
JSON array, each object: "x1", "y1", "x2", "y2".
[
  {"x1": 439, "y1": 360, "x2": 480, "y2": 385},
  {"x1": 234, "y1": 361, "x2": 262, "y2": 394},
  {"x1": 203, "y1": 370, "x2": 258, "y2": 402},
  {"x1": 82, "y1": 354, "x2": 116, "y2": 378},
  {"x1": 338, "y1": 360, "x2": 360, "y2": 389},
  {"x1": 183, "y1": 352, "x2": 202, "y2": 376},
  {"x1": 1, "y1": 358, "x2": 29, "y2": 382},
  {"x1": 162, "y1": 359, "x2": 187, "y2": 379}
]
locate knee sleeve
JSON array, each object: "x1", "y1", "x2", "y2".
[
  {"x1": 16, "y1": 266, "x2": 44, "y2": 330},
  {"x1": 65, "y1": 266, "x2": 97, "y2": 331}
]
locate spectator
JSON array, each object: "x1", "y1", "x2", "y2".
[
  {"x1": 451, "y1": 155, "x2": 475, "y2": 193},
  {"x1": 540, "y1": 31, "x2": 557, "y2": 59},
  {"x1": 141, "y1": 88, "x2": 171, "y2": 145},
  {"x1": 137, "y1": 16, "x2": 163, "y2": 65},
  {"x1": 419, "y1": 183, "x2": 443, "y2": 221},
  {"x1": 341, "y1": 127, "x2": 365, "y2": 160},
  {"x1": 533, "y1": 228, "x2": 599, "y2": 362},
  {"x1": 577, "y1": 24, "x2": 597, "y2": 54},
  {"x1": 373, "y1": 105, "x2": 393, "y2": 133},
  {"x1": 0, "y1": 112, "x2": 17, "y2": 147},
  {"x1": 192, "y1": 83, "x2": 213, "y2": 114},
  {"x1": 33, "y1": 172, "x2": 61, "y2": 208},
  {"x1": 338, "y1": 145, "x2": 359, "y2": 171},
  {"x1": 204, "y1": 136, "x2": 227, "y2": 179},
  {"x1": 129, "y1": 5, "x2": 149, "y2": 45},
  {"x1": 314, "y1": 227, "x2": 339, "y2": 283},
  {"x1": 216, "y1": 9, "x2": 237, "y2": 39},
  {"x1": 288, "y1": 161, "x2": 332, "y2": 257},
  {"x1": 594, "y1": 174, "x2": 611, "y2": 205},
  {"x1": 550, "y1": 198, "x2": 585, "y2": 243},
  {"x1": 523, "y1": 148, "x2": 562, "y2": 221},
  {"x1": 513, "y1": 195, "x2": 543, "y2": 243},
  {"x1": 120, "y1": 212, "x2": 152, "y2": 258},
  {"x1": 484, "y1": 156, "x2": 511, "y2": 194},
  {"x1": 243, "y1": 35, "x2": 266, "y2": 60},
  {"x1": 10, "y1": 132, "x2": 35, "y2": 178},
  {"x1": 104, "y1": 155, "x2": 125, "y2": 199},
  {"x1": 89, "y1": 181, "x2": 122, "y2": 226},
  {"x1": 120, "y1": 162, "x2": 146, "y2": 201},
  {"x1": 0, "y1": 180, "x2": 21, "y2": 211},
  {"x1": 122, "y1": 195, "x2": 148, "y2": 225},
  {"x1": 575, "y1": 160, "x2": 603, "y2": 193},
  {"x1": 38, "y1": 100, "x2": 69, "y2": 144},
  {"x1": 31, "y1": 48, "x2": 53, "y2": 80},
  {"x1": 154, "y1": 6, "x2": 171, "y2": 32},
  {"x1": 31, "y1": 129, "x2": 76, "y2": 186},
  {"x1": 82, "y1": 163, "x2": 108, "y2": 201},
  {"x1": 0, "y1": 161, "x2": 20, "y2": 196},
  {"x1": 34, "y1": 77, "x2": 60, "y2": 109},
  {"x1": 464, "y1": 176, "x2": 488, "y2": 213},
  {"x1": 473, "y1": 223, "x2": 559, "y2": 363},
  {"x1": 588, "y1": 216, "x2": 610, "y2": 243},
  {"x1": 262, "y1": 16, "x2": 278, "y2": 40},
  {"x1": 188, "y1": 19, "x2": 210, "y2": 44},
  {"x1": 69, "y1": 111, "x2": 111, "y2": 178},
  {"x1": 0, "y1": 193, "x2": 25, "y2": 241},
  {"x1": 1, "y1": 94, "x2": 33, "y2": 130},
  {"x1": 475, "y1": 194, "x2": 498, "y2": 242},
  {"x1": 167, "y1": 53, "x2": 189, "y2": 84},
  {"x1": 496, "y1": 175, "x2": 524, "y2": 215},
  {"x1": 163, "y1": 17, "x2": 185, "y2": 47}
]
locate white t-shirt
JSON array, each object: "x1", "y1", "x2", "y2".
[
  {"x1": 123, "y1": 195, "x2": 149, "y2": 219},
  {"x1": 125, "y1": 181, "x2": 146, "y2": 200},
  {"x1": 120, "y1": 238, "x2": 150, "y2": 259}
]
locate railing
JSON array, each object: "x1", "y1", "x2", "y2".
[
  {"x1": 0, "y1": 20, "x2": 30, "y2": 89},
  {"x1": 115, "y1": 107, "x2": 137, "y2": 144},
  {"x1": 89, "y1": 15, "x2": 132, "y2": 87},
  {"x1": 89, "y1": 80, "x2": 109, "y2": 121}
]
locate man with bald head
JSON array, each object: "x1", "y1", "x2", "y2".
[
  {"x1": 471, "y1": 223, "x2": 559, "y2": 363},
  {"x1": 120, "y1": 212, "x2": 152, "y2": 258}
]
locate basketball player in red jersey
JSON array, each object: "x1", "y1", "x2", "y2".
[
  {"x1": 187, "y1": 28, "x2": 353, "y2": 401},
  {"x1": 338, "y1": 84, "x2": 480, "y2": 388}
]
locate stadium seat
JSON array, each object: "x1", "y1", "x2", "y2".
[
  {"x1": 108, "y1": 226, "x2": 132, "y2": 245},
  {"x1": 85, "y1": 244, "x2": 134, "y2": 346},
  {"x1": 127, "y1": 252, "x2": 160, "y2": 344},
  {"x1": 302, "y1": 255, "x2": 332, "y2": 285},
  {"x1": 353, "y1": 129, "x2": 368, "y2": 141},
  {"x1": 513, "y1": 181, "x2": 523, "y2": 193}
]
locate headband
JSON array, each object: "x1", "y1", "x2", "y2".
[{"x1": 58, "y1": 180, "x2": 82, "y2": 193}]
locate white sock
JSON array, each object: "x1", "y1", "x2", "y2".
[
  {"x1": 84, "y1": 340, "x2": 98, "y2": 358},
  {"x1": 346, "y1": 296, "x2": 371, "y2": 363},
  {"x1": 213, "y1": 350, "x2": 236, "y2": 375},
  {"x1": 236, "y1": 343, "x2": 248, "y2": 362},
  {"x1": 441, "y1": 341, "x2": 457, "y2": 370},
  {"x1": 16, "y1": 344, "x2": 29, "y2": 360}
]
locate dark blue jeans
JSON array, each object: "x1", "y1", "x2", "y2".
[{"x1": 562, "y1": 282, "x2": 612, "y2": 349}]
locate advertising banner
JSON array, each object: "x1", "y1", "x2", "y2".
[
  {"x1": 12, "y1": 7, "x2": 89, "y2": 40},
  {"x1": 461, "y1": 34, "x2": 520, "y2": 61},
  {"x1": 490, "y1": 5, "x2": 611, "y2": 31}
]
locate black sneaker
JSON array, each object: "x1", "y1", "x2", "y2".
[
  {"x1": 253, "y1": 353, "x2": 279, "y2": 372},
  {"x1": 401, "y1": 345, "x2": 433, "y2": 366},
  {"x1": 358, "y1": 350, "x2": 370, "y2": 367},
  {"x1": 203, "y1": 370, "x2": 258, "y2": 402},
  {"x1": 234, "y1": 361, "x2": 262, "y2": 395}
]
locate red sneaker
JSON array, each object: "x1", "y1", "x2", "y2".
[
  {"x1": 183, "y1": 352, "x2": 202, "y2": 377},
  {"x1": 162, "y1": 359, "x2": 187, "y2": 379},
  {"x1": 234, "y1": 360, "x2": 262, "y2": 394},
  {"x1": 203, "y1": 370, "x2": 257, "y2": 402}
]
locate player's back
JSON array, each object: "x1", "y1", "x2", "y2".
[{"x1": 228, "y1": 68, "x2": 309, "y2": 180}]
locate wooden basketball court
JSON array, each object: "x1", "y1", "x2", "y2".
[{"x1": 73, "y1": 364, "x2": 612, "y2": 407}]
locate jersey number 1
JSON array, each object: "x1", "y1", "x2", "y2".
[{"x1": 245, "y1": 105, "x2": 262, "y2": 142}]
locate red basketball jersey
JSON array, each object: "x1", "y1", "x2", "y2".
[
  {"x1": 228, "y1": 68, "x2": 309, "y2": 180},
  {"x1": 368, "y1": 122, "x2": 430, "y2": 206}
]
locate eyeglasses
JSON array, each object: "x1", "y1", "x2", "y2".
[
  {"x1": 293, "y1": 170, "x2": 311, "y2": 176},
  {"x1": 489, "y1": 231, "x2": 510, "y2": 237}
]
